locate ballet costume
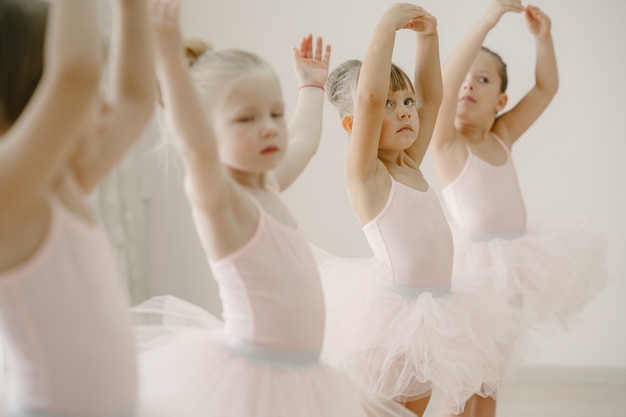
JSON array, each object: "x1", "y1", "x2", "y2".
[
  {"x1": 0, "y1": 197, "x2": 138, "y2": 417},
  {"x1": 318, "y1": 175, "x2": 521, "y2": 414},
  {"x1": 441, "y1": 134, "x2": 608, "y2": 332},
  {"x1": 132, "y1": 195, "x2": 414, "y2": 417}
]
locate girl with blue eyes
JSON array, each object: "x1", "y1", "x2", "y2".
[{"x1": 322, "y1": 3, "x2": 520, "y2": 416}]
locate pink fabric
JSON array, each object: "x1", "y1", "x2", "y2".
[
  {"x1": 208, "y1": 203, "x2": 326, "y2": 351},
  {"x1": 0, "y1": 199, "x2": 137, "y2": 415},
  {"x1": 362, "y1": 180, "x2": 453, "y2": 288},
  {"x1": 319, "y1": 176, "x2": 522, "y2": 412},
  {"x1": 442, "y1": 135, "x2": 527, "y2": 236},
  {"x1": 441, "y1": 135, "x2": 608, "y2": 332},
  {"x1": 132, "y1": 197, "x2": 415, "y2": 417}
]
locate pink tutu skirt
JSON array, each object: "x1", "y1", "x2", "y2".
[
  {"x1": 132, "y1": 296, "x2": 414, "y2": 417},
  {"x1": 449, "y1": 224, "x2": 608, "y2": 333},
  {"x1": 314, "y1": 251, "x2": 524, "y2": 414}
]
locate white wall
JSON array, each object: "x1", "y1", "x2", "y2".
[{"x1": 142, "y1": 0, "x2": 626, "y2": 370}]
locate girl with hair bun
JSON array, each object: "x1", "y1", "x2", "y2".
[{"x1": 132, "y1": 1, "x2": 414, "y2": 416}]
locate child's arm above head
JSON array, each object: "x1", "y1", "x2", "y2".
[
  {"x1": 493, "y1": 5, "x2": 558, "y2": 145},
  {"x1": 150, "y1": 0, "x2": 259, "y2": 259},
  {"x1": 0, "y1": 0, "x2": 101, "y2": 208},
  {"x1": 431, "y1": 0, "x2": 523, "y2": 152},
  {"x1": 406, "y1": 9, "x2": 441, "y2": 165},
  {"x1": 347, "y1": 3, "x2": 426, "y2": 186},
  {"x1": 272, "y1": 34, "x2": 331, "y2": 192},
  {"x1": 73, "y1": 0, "x2": 156, "y2": 193},
  {"x1": 150, "y1": 0, "x2": 228, "y2": 212}
]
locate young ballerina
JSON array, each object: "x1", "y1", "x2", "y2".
[
  {"x1": 431, "y1": 0, "x2": 607, "y2": 415},
  {"x1": 322, "y1": 3, "x2": 520, "y2": 416},
  {"x1": 131, "y1": 1, "x2": 414, "y2": 416},
  {"x1": 0, "y1": 0, "x2": 154, "y2": 416}
]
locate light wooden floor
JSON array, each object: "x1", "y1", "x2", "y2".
[{"x1": 423, "y1": 367, "x2": 626, "y2": 417}]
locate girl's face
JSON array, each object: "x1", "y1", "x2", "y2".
[
  {"x1": 378, "y1": 88, "x2": 420, "y2": 151},
  {"x1": 456, "y1": 51, "x2": 506, "y2": 123},
  {"x1": 212, "y1": 69, "x2": 288, "y2": 174}
]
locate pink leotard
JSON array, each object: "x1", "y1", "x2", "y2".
[
  {"x1": 442, "y1": 135, "x2": 527, "y2": 238},
  {"x1": 0, "y1": 198, "x2": 137, "y2": 415},
  {"x1": 208, "y1": 199, "x2": 326, "y2": 356},
  {"x1": 362, "y1": 178, "x2": 454, "y2": 291}
]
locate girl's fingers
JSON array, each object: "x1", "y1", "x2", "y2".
[{"x1": 314, "y1": 36, "x2": 323, "y2": 62}]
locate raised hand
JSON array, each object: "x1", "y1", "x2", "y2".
[
  {"x1": 381, "y1": 3, "x2": 429, "y2": 32},
  {"x1": 150, "y1": 0, "x2": 184, "y2": 67},
  {"x1": 525, "y1": 5, "x2": 552, "y2": 40},
  {"x1": 291, "y1": 34, "x2": 331, "y2": 88},
  {"x1": 482, "y1": 0, "x2": 525, "y2": 29},
  {"x1": 406, "y1": 9, "x2": 437, "y2": 35}
]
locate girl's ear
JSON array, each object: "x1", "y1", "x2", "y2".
[
  {"x1": 496, "y1": 93, "x2": 508, "y2": 113},
  {"x1": 341, "y1": 115, "x2": 354, "y2": 133}
]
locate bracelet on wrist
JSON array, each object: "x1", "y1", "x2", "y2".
[{"x1": 299, "y1": 83, "x2": 325, "y2": 91}]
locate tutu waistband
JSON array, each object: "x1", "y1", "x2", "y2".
[
  {"x1": 468, "y1": 231, "x2": 525, "y2": 241},
  {"x1": 4, "y1": 403, "x2": 137, "y2": 417},
  {"x1": 381, "y1": 281, "x2": 451, "y2": 299},
  {"x1": 223, "y1": 336, "x2": 320, "y2": 369}
]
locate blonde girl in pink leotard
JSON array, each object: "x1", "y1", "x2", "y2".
[{"x1": 130, "y1": 1, "x2": 415, "y2": 416}]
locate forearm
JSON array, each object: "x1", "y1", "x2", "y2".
[
  {"x1": 110, "y1": 0, "x2": 155, "y2": 106},
  {"x1": 534, "y1": 35, "x2": 558, "y2": 97},
  {"x1": 414, "y1": 32, "x2": 442, "y2": 109},
  {"x1": 442, "y1": 18, "x2": 492, "y2": 95},
  {"x1": 359, "y1": 21, "x2": 397, "y2": 104},
  {"x1": 47, "y1": 0, "x2": 101, "y2": 91},
  {"x1": 288, "y1": 87, "x2": 325, "y2": 156},
  {"x1": 158, "y1": 60, "x2": 216, "y2": 159}
]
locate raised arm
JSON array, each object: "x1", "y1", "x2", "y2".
[
  {"x1": 74, "y1": 0, "x2": 156, "y2": 192},
  {"x1": 406, "y1": 10, "x2": 441, "y2": 164},
  {"x1": 151, "y1": 0, "x2": 229, "y2": 212},
  {"x1": 431, "y1": 0, "x2": 523, "y2": 151},
  {"x1": 0, "y1": 0, "x2": 102, "y2": 206},
  {"x1": 273, "y1": 34, "x2": 331, "y2": 192},
  {"x1": 347, "y1": 3, "x2": 425, "y2": 185},
  {"x1": 493, "y1": 5, "x2": 558, "y2": 145}
]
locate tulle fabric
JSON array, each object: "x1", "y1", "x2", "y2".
[
  {"x1": 313, "y1": 249, "x2": 524, "y2": 414},
  {"x1": 132, "y1": 296, "x2": 414, "y2": 417},
  {"x1": 449, "y1": 224, "x2": 609, "y2": 333}
]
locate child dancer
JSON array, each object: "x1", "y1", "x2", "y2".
[
  {"x1": 431, "y1": 0, "x2": 607, "y2": 415},
  {"x1": 0, "y1": 0, "x2": 154, "y2": 415},
  {"x1": 322, "y1": 3, "x2": 519, "y2": 416},
  {"x1": 132, "y1": 1, "x2": 414, "y2": 416}
]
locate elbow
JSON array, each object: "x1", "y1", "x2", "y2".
[
  {"x1": 125, "y1": 89, "x2": 157, "y2": 123},
  {"x1": 356, "y1": 91, "x2": 386, "y2": 109},
  {"x1": 539, "y1": 79, "x2": 559, "y2": 99}
]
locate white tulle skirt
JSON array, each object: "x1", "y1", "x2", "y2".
[
  {"x1": 449, "y1": 224, "x2": 609, "y2": 333},
  {"x1": 314, "y1": 252, "x2": 524, "y2": 415},
  {"x1": 132, "y1": 295, "x2": 414, "y2": 417}
]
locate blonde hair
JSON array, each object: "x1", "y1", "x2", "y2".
[
  {"x1": 326, "y1": 59, "x2": 415, "y2": 118},
  {"x1": 155, "y1": 37, "x2": 277, "y2": 163}
]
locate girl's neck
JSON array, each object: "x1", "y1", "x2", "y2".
[
  {"x1": 227, "y1": 167, "x2": 268, "y2": 190},
  {"x1": 377, "y1": 149, "x2": 408, "y2": 167},
  {"x1": 455, "y1": 117, "x2": 494, "y2": 143}
]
